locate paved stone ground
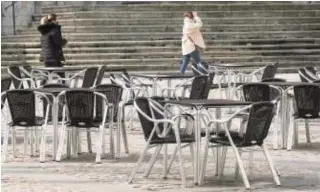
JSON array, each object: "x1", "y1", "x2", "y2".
[{"x1": 2, "y1": 73, "x2": 320, "y2": 191}]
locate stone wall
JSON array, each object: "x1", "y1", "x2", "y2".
[{"x1": 1, "y1": 1, "x2": 41, "y2": 35}]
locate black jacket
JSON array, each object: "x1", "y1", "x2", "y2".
[{"x1": 38, "y1": 23, "x2": 66, "y2": 66}]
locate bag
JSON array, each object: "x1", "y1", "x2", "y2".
[{"x1": 187, "y1": 35, "x2": 204, "y2": 53}]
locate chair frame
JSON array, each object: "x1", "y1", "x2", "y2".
[
  {"x1": 1, "y1": 90, "x2": 51, "y2": 163},
  {"x1": 200, "y1": 102, "x2": 281, "y2": 189},
  {"x1": 55, "y1": 90, "x2": 112, "y2": 163}
]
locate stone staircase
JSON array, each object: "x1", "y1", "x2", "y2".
[{"x1": 2, "y1": 2, "x2": 320, "y2": 72}]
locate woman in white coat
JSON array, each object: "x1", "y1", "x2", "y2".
[{"x1": 180, "y1": 11, "x2": 206, "y2": 74}]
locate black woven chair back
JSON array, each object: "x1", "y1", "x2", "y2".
[
  {"x1": 189, "y1": 75, "x2": 209, "y2": 99},
  {"x1": 1, "y1": 77, "x2": 12, "y2": 109},
  {"x1": 9, "y1": 66, "x2": 23, "y2": 89},
  {"x1": 6, "y1": 90, "x2": 36, "y2": 126},
  {"x1": 135, "y1": 97, "x2": 164, "y2": 141},
  {"x1": 262, "y1": 78, "x2": 286, "y2": 82},
  {"x1": 65, "y1": 90, "x2": 95, "y2": 127},
  {"x1": 305, "y1": 67, "x2": 317, "y2": 76},
  {"x1": 261, "y1": 64, "x2": 277, "y2": 81},
  {"x1": 298, "y1": 68, "x2": 316, "y2": 82},
  {"x1": 241, "y1": 102, "x2": 275, "y2": 146},
  {"x1": 81, "y1": 67, "x2": 99, "y2": 88},
  {"x1": 201, "y1": 72, "x2": 215, "y2": 99},
  {"x1": 95, "y1": 84, "x2": 123, "y2": 122},
  {"x1": 95, "y1": 66, "x2": 107, "y2": 86},
  {"x1": 243, "y1": 83, "x2": 271, "y2": 102},
  {"x1": 293, "y1": 85, "x2": 320, "y2": 119}
]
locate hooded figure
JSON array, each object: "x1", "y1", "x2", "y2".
[{"x1": 37, "y1": 16, "x2": 66, "y2": 67}]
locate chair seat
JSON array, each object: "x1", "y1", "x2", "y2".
[
  {"x1": 150, "y1": 134, "x2": 195, "y2": 144},
  {"x1": 209, "y1": 131, "x2": 244, "y2": 146},
  {"x1": 8, "y1": 116, "x2": 44, "y2": 126}
]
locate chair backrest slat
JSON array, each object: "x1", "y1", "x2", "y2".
[
  {"x1": 95, "y1": 84, "x2": 123, "y2": 122},
  {"x1": 189, "y1": 75, "x2": 209, "y2": 99},
  {"x1": 95, "y1": 66, "x2": 107, "y2": 86},
  {"x1": 7, "y1": 90, "x2": 36, "y2": 126},
  {"x1": 293, "y1": 85, "x2": 320, "y2": 118},
  {"x1": 9, "y1": 66, "x2": 23, "y2": 89},
  {"x1": 82, "y1": 67, "x2": 99, "y2": 88},
  {"x1": 261, "y1": 63, "x2": 278, "y2": 81},
  {"x1": 65, "y1": 90, "x2": 95, "y2": 127},
  {"x1": 242, "y1": 102, "x2": 275, "y2": 146}
]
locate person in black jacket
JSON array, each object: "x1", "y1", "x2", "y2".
[{"x1": 38, "y1": 14, "x2": 67, "y2": 84}]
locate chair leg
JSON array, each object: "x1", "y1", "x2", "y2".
[
  {"x1": 40, "y1": 126, "x2": 46, "y2": 163},
  {"x1": 232, "y1": 147, "x2": 250, "y2": 189},
  {"x1": 24, "y1": 128, "x2": 28, "y2": 155},
  {"x1": 96, "y1": 126, "x2": 104, "y2": 163},
  {"x1": 177, "y1": 143, "x2": 187, "y2": 187},
  {"x1": 166, "y1": 145, "x2": 178, "y2": 176},
  {"x1": 30, "y1": 128, "x2": 35, "y2": 157},
  {"x1": 67, "y1": 130, "x2": 71, "y2": 158},
  {"x1": 262, "y1": 144, "x2": 281, "y2": 186},
  {"x1": 287, "y1": 119, "x2": 296, "y2": 151},
  {"x1": 121, "y1": 122, "x2": 129, "y2": 154},
  {"x1": 200, "y1": 138, "x2": 209, "y2": 184},
  {"x1": 144, "y1": 145, "x2": 163, "y2": 178},
  {"x1": 12, "y1": 127, "x2": 17, "y2": 158},
  {"x1": 234, "y1": 149, "x2": 241, "y2": 181},
  {"x1": 86, "y1": 128, "x2": 92, "y2": 153},
  {"x1": 128, "y1": 144, "x2": 151, "y2": 184},
  {"x1": 35, "y1": 127, "x2": 39, "y2": 153},
  {"x1": 78, "y1": 131, "x2": 82, "y2": 155},
  {"x1": 305, "y1": 119, "x2": 311, "y2": 143},
  {"x1": 294, "y1": 120, "x2": 299, "y2": 146},
  {"x1": 56, "y1": 125, "x2": 66, "y2": 161},
  {"x1": 2, "y1": 126, "x2": 10, "y2": 162},
  {"x1": 218, "y1": 146, "x2": 228, "y2": 180},
  {"x1": 110, "y1": 123, "x2": 115, "y2": 159},
  {"x1": 163, "y1": 144, "x2": 168, "y2": 179}
]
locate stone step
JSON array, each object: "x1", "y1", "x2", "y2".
[
  {"x1": 5, "y1": 31, "x2": 320, "y2": 41},
  {"x1": 32, "y1": 10, "x2": 320, "y2": 21},
  {"x1": 2, "y1": 59, "x2": 319, "y2": 69},
  {"x1": 30, "y1": 17, "x2": 320, "y2": 26},
  {"x1": 24, "y1": 23, "x2": 320, "y2": 34},
  {"x1": 41, "y1": 3, "x2": 320, "y2": 14},
  {"x1": 2, "y1": 38, "x2": 320, "y2": 48},
  {"x1": 3, "y1": 44, "x2": 320, "y2": 54},
  {"x1": 3, "y1": 50, "x2": 320, "y2": 62}
]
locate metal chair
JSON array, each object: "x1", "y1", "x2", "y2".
[
  {"x1": 298, "y1": 68, "x2": 317, "y2": 82},
  {"x1": 1, "y1": 90, "x2": 51, "y2": 162},
  {"x1": 1, "y1": 77, "x2": 12, "y2": 109},
  {"x1": 128, "y1": 97, "x2": 196, "y2": 187},
  {"x1": 8, "y1": 66, "x2": 36, "y2": 89},
  {"x1": 55, "y1": 90, "x2": 112, "y2": 163},
  {"x1": 94, "y1": 84, "x2": 127, "y2": 158},
  {"x1": 201, "y1": 102, "x2": 280, "y2": 189},
  {"x1": 191, "y1": 61, "x2": 209, "y2": 76},
  {"x1": 287, "y1": 85, "x2": 320, "y2": 150},
  {"x1": 261, "y1": 63, "x2": 279, "y2": 81}
]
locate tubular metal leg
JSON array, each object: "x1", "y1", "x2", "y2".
[
  {"x1": 287, "y1": 119, "x2": 295, "y2": 151},
  {"x1": 24, "y1": 128, "x2": 28, "y2": 155},
  {"x1": 144, "y1": 145, "x2": 163, "y2": 178},
  {"x1": 56, "y1": 125, "x2": 66, "y2": 161},
  {"x1": 218, "y1": 146, "x2": 228, "y2": 180},
  {"x1": 262, "y1": 144, "x2": 281, "y2": 186},
  {"x1": 305, "y1": 119, "x2": 311, "y2": 143},
  {"x1": 163, "y1": 144, "x2": 168, "y2": 179},
  {"x1": 116, "y1": 103, "x2": 123, "y2": 158},
  {"x1": 128, "y1": 144, "x2": 150, "y2": 184},
  {"x1": 200, "y1": 134, "x2": 210, "y2": 185},
  {"x1": 12, "y1": 127, "x2": 17, "y2": 158},
  {"x1": 95, "y1": 126, "x2": 104, "y2": 163},
  {"x1": 177, "y1": 143, "x2": 187, "y2": 187},
  {"x1": 40, "y1": 127, "x2": 46, "y2": 163},
  {"x1": 232, "y1": 147, "x2": 250, "y2": 189},
  {"x1": 86, "y1": 128, "x2": 92, "y2": 153},
  {"x1": 166, "y1": 145, "x2": 178, "y2": 175}
]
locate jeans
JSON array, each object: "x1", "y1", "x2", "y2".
[{"x1": 179, "y1": 49, "x2": 202, "y2": 74}]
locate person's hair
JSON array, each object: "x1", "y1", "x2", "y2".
[
  {"x1": 184, "y1": 12, "x2": 194, "y2": 19},
  {"x1": 40, "y1": 16, "x2": 49, "y2": 25},
  {"x1": 47, "y1": 13, "x2": 57, "y2": 21}
]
